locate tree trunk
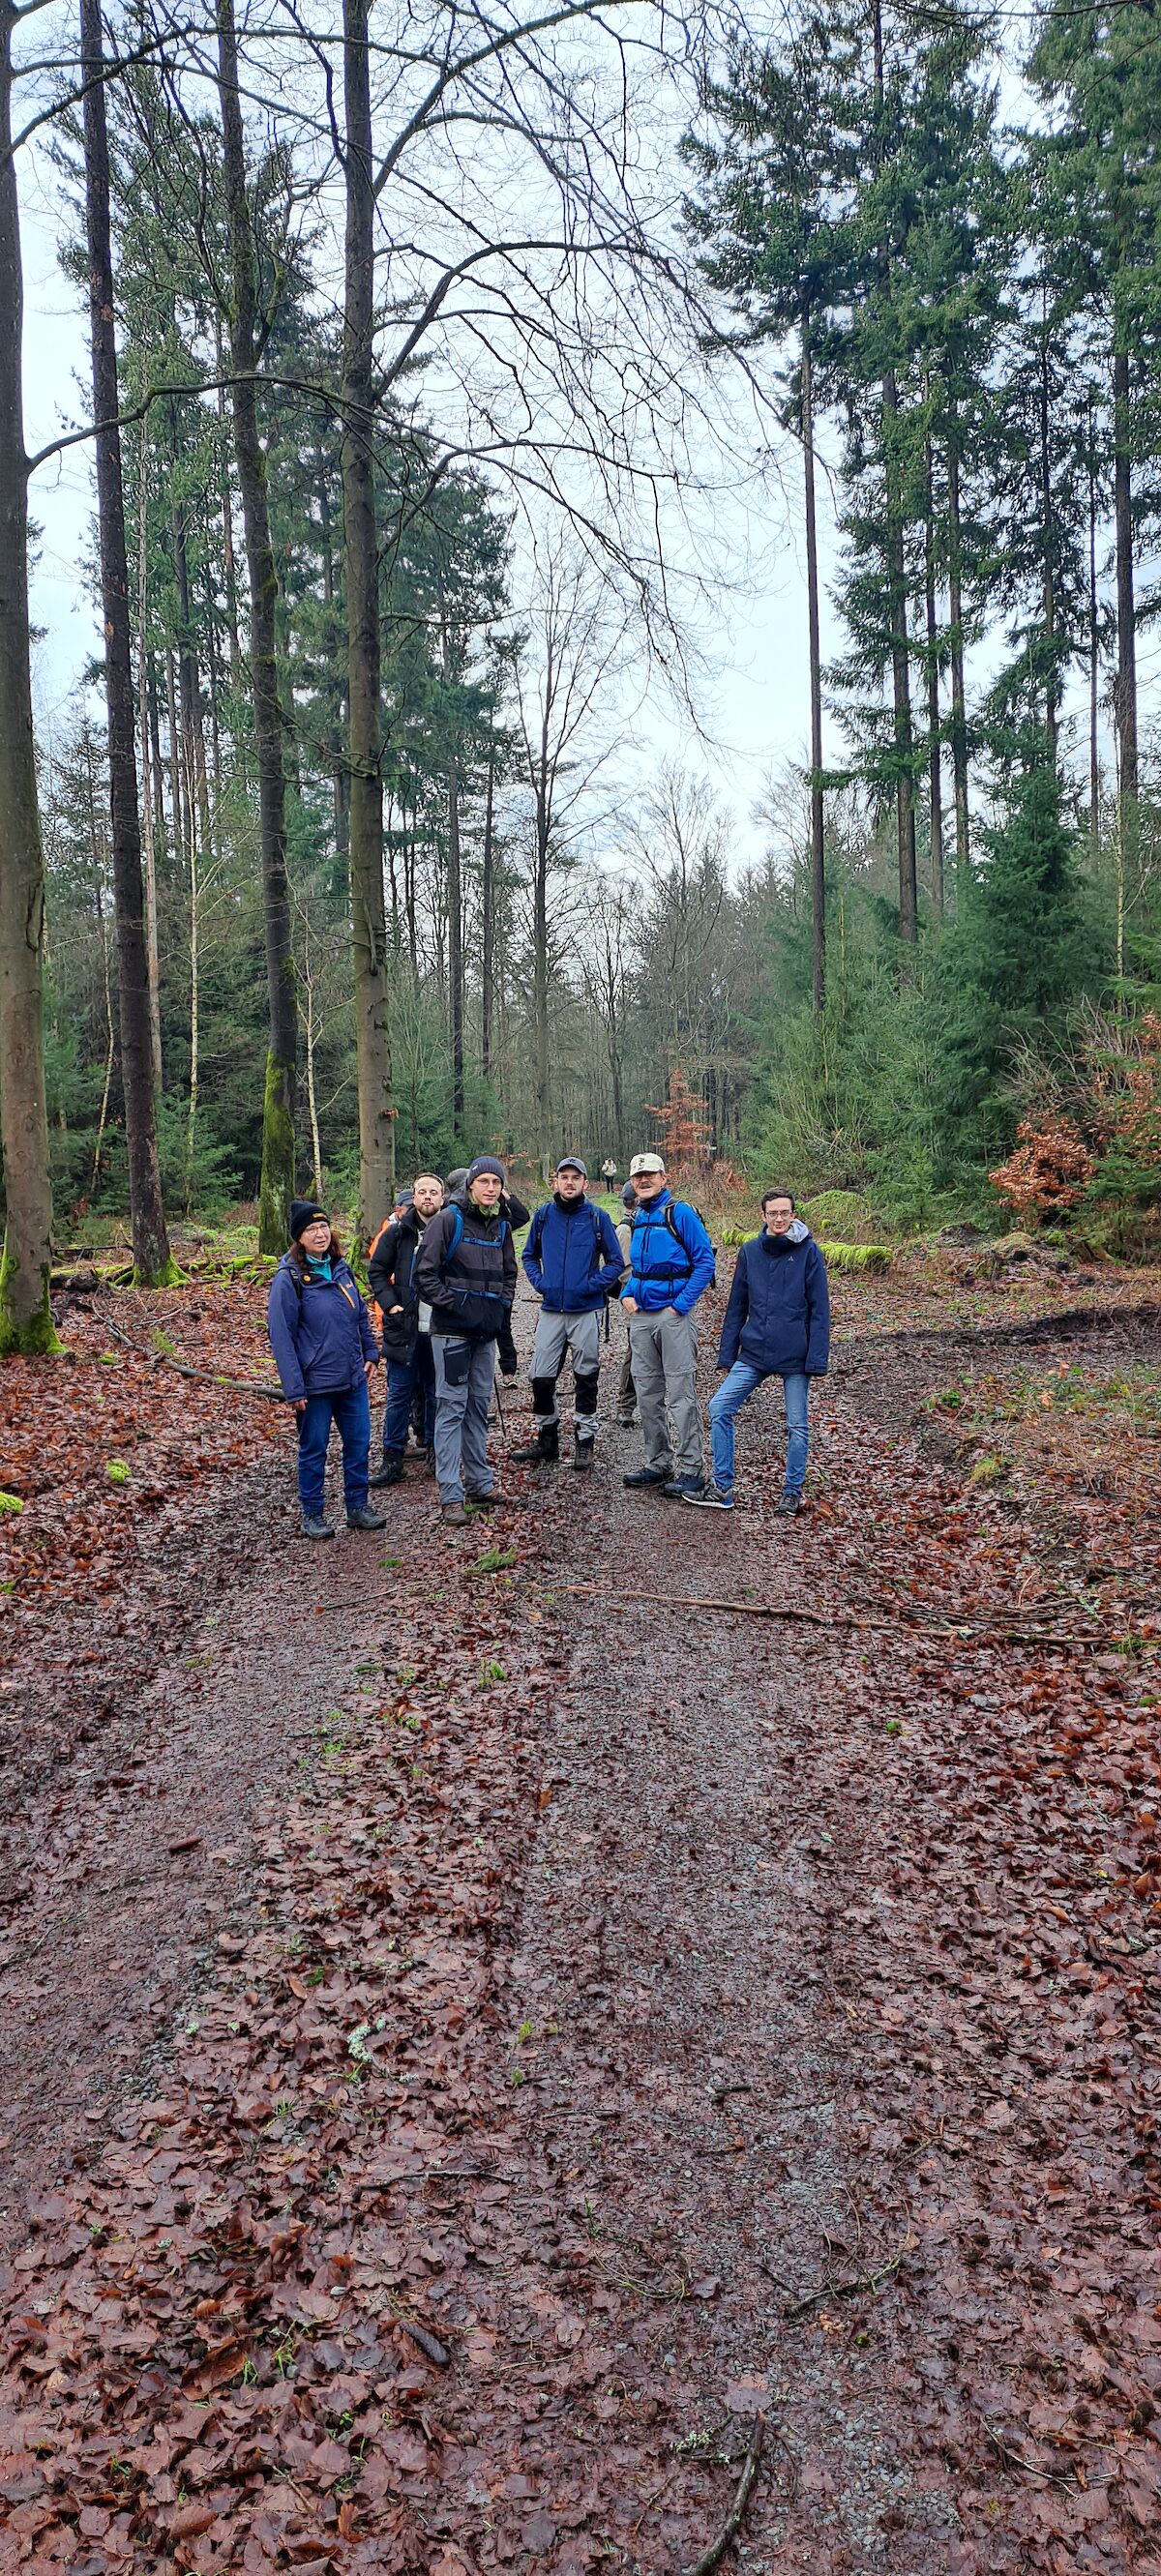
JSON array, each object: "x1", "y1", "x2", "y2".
[
  {"x1": 81, "y1": 0, "x2": 173, "y2": 1283},
  {"x1": 481, "y1": 742, "x2": 494, "y2": 1081},
  {"x1": 447, "y1": 751, "x2": 464, "y2": 1132},
  {"x1": 342, "y1": 0, "x2": 395, "y2": 1229},
  {"x1": 882, "y1": 369, "x2": 918, "y2": 944},
  {"x1": 533, "y1": 781, "x2": 551, "y2": 1178},
  {"x1": 923, "y1": 428, "x2": 943, "y2": 922},
  {"x1": 946, "y1": 428, "x2": 969, "y2": 896},
  {"x1": 1038, "y1": 326, "x2": 1057, "y2": 774},
  {"x1": 135, "y1": 421, "x2": 163, "y2": 1095},
  {"x1": 217, "y1": 0, "x2": 297, "y2": 1253},
  {"x1": 1113, "y1": 341, "x2": 1137, "y2": 923},
  {"x1": 1087, "y1": 397, "x2": 1100, "y2": 861},
  {"x1": 801, "y1": 309, "x2": 825, "y2": 1011},
  {"x1": 0, "y1": 16, "x2": 59, "y2": 1351}
]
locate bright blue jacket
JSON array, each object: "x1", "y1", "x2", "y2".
[
  {"x1": 267, "y1": 1254, "x2": 378, "y2": 1402},
  {"x1": 522, "y1": 1194, "x2": 624, "y2": 1313},
  {"x1": 627, "y1": 1190, "x2": 715, "y2": 1318},
  {"x1": 718, "y1": 1223, "x2": 830, "y2": 1377}
]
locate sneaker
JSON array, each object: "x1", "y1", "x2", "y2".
[
  {"x1": 368, "y1": 1451, "x2": 404, "y2": 1489},
  {"x1": 662, "y1": 1475, "x2": 707, "y2": 1500},
  {"x1": 623, "y1": 1466, "x2": 670, "y2": 1488},
  {"x1": 441, "y1": 1501, "x2": 470, "y2": 1527},
  {"x1": 346, "y1": 1505, "x2": 388, "y2": 1530},
  {"x1": 776, "y1": 1489, "x2": 803, "y2": 1517},
  {"x1": 301, "y1": 1513, "x2": 336, "y2": 1541},
  {"x1": 684, "y1": 1485, "x2": 732, "y2": 1510}
]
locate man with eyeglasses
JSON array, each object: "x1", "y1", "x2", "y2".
[{"x1": 620, "y1": 1152, "x2": 714, "y2": 1500}]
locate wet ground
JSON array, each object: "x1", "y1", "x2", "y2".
[{"x1": 0, "y1": 1287, "x2": 1158, "y2": 2574}]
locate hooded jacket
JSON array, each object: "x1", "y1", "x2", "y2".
[
  {"x1": 522, "y1": 1194, "x2": 624, "y2": 1314},
  {"x1": 626, "y1": 1190, "x2": 715, "y2": 1318},
  {"x1": 369, "y1": 1203, "x2": 431, "y2": 1363},
  {"x1": 414, "y1": 1193, "x2": 518, "y2": 1341},
  {"x1": 267, "y1": 1253, "x2": 378, "y2": 1402},
  {"x1": 717, "y1": 1220, "x2": 830, "y2": 1377}
]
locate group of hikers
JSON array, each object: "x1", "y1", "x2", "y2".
[{"x1": 266, "y1": 1151, "x2": 830, "y2": 1535}]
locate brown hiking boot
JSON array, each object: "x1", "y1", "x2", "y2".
[{"x1": 441, "y1": 1501, "x2": 470, "y2": 1528}]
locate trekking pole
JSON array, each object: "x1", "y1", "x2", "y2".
[{"x1": 493, "y1": 1372, "x2": 507, "y2": 1441}]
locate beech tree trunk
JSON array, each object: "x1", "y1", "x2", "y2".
[
  {"x1": 801, "y1": 309, "x2": 825, "y2": 1012},
  {"x1": 342, "y1": 0, "x2": 395, "y2": 1230},
  {"x1": 923, "y1": 429, "x2": 943, "y2": 922},
  {"x1": 481, "y1": 745, "x2": 495, "y2": 1082},
  {"x1": 1113, "y1": 342, "x2": 1137, "y2": 901},
  {"x1": 946, "y1": 430, "x2": 970, "y2": 896},
  {"x1": 217, "y1": 0, "x2": 297, "y2": 1253},
  {"x1": 0, "y1": 10, "x2": 59, "y2": 1352},
  {"x1": 81, "y1": 0, "x2": 173, "y2": 1284}
]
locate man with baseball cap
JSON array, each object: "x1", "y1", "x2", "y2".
[
  {"x1": 621, "y1": 1151, "x2": 715, "y2": 1498},
  {"x1": 512, "y1": 1156, "x2": 624, "y2": 1472}
]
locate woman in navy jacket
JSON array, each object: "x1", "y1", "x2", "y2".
[
  {"x1": 688, "y1": 1189, "x2": 830, "y2": 1517},
  {"x1": 267, "y1": 1200, "x2": 385, "y2": 1539}
]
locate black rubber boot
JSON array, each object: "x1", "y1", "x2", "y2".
[
  {"x1": 512, "y1": 1423, "x2": 559, "y2": 1466},
  {"x1": 368, "y1": 1448, "x2": 404, "y2": 1489}
]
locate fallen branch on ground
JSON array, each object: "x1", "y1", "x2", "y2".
[
  {"x1": 681, "y1": 2415, "x2": 764, "y2": 2576},
  {"x1": 90, "y1": 1313, "x2": 284, "y2": 1403},
  {"x1": 541, "y1": 1579, "x2": 1158, "y2": 1656},
  {"x1": 783, "y1": 2245, "x2": 907, "y2": 2319}
]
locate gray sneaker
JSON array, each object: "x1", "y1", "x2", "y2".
[
  {"x1": 776, "y1": 1489, "x2": 803, "y2": 1517},
  {"x1": 301, "y1": 1513, "x2": 336, "y2": 1541},
  {"x1": 684, "y1": 1485, "x2": 732, "y2": 1510}
]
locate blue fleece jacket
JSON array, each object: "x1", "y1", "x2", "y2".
[
  {"x1": 522, "y1": 1194, "x2": 624, "y2": 1314},
  {"x1": 717, "y1": 1222, "x2": 830, "y2": 1377},
  {"x1": 627, "y1": 1190, "x2": 715, "y2": 1318},
  {"x1": 267, "y1": 1253, "x2": 378, "y2": 1402}
]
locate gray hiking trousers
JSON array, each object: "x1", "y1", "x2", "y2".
[
  {"x1": 432, "y1": 1335, "x2": 496, "y2": 1504},
  {"x1": 530, "y1": 1306, "x2": 601, "y2": 1443},
  {"x1": 627, "y1": 1307, "x2": 703, "y2": 1480}
]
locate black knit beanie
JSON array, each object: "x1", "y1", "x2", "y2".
[{"x1": 289, "y1": 1199, "x2": 329, "y2": 1241}]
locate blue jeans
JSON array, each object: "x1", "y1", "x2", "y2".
[
  {"x1": 383, "y1": 1346, "x2": 434, "y2": 1452},
  {"x1": 296, "y1": 1379, "x2": 371, "y2": 1517},
  {"x1": 707, "y1": 1363, "x2": 809, "y2": 1498}
]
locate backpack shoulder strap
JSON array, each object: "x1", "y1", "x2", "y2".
[{"x1": 444, "y1": 1205, "x2": 463, "y2": 1264}]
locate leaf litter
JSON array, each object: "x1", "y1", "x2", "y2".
[{"x1": 0, "y1": 1268, "x2": 1157, "y2": 2573}]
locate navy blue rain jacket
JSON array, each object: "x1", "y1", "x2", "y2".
[
  {"x1": 627, "y1": 1190, "x2": 715, "y2": 1318},
  {"x1": 717, "y1": 1223, "x2": 830, "y2": 1377},
  {"x1": 522, "y1": 1195, "x2": 624, "y2": 1314},
  {"x1": 268, "y1": 1254, "x2": 378, "y2": 1403}
]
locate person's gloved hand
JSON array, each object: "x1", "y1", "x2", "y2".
[{"x1": 497, "y1": 1316, "x2": 520, "y2": 1377}]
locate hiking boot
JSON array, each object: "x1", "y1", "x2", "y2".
[
  {"x1": 301, "y1": 1512, "x2": 336, "y2": 1541},
  {"x1": 465, "y1": 1491, "x2": 499, "y2": 1509},
  {"x1": 346, "y1": 1504, "x2": 388, "y2": 1530},
  {"x1": 512, "y1": 1428, "x2": 558, "y2": 1466},
  {"x1": 684, "y1": 1484, "x2": 732, "y2": 1510},
  {"x1": 776, "y1": 1489, "x2": 804, "y2": 1517},
  {"x1": 441, "y1": 1501, "x2": 470, "y2": 1527},
  {"x1": 573, "y1": 1433, "x2": 594, "y2": 1472},
  {"x1": 368, "y1": 1449, "x2": 404, "y2": 1489},
  {"x1": 623, "y1": 1466, "x2": 670, "y2": 1488},
  {"x1": 615, "y1": 1412, "x2": 639, "y2": 1430},
  {"x1": 662, "y1": 1474, "x2": 707, "y2": 1501}
]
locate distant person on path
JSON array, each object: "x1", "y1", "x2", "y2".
[
  {"x1": 690, "y1": 1190, "x2": 830, "y2": 1515},
  {"x1": 512, "y1": 1156, "x2": 624, "y2": 1472},
  {"x1": 368, "y1": 1172, "x2": 444, "y2": 1486},
  {"x1": 601, "y1": 1155, "x2": 618, "y2": 1189},
  {"x1": 621, "y1": 1153, "x2": 715, "y2": 1500},
  {"x1": 416, "y1": 1157, "x2": 518, "y2": 1526},
  {"x1": 614, "y1": 1181, "x2": 638, "y2": 1427},
  {"x1": 267, "y1": 1200, "x2": 387, "y2": 1541}
]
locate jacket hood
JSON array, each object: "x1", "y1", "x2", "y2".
[{"x1": 760, "y1": 1218, "x2": 811, "y2": 1249}]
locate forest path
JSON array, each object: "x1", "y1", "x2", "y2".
[{"x1": 0, "y1": 1303, "x2": 1157, "y2": 2573}]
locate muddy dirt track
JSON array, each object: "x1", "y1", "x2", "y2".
[{"x1": 1, "y1": 1289, "x2": 1159, "y2": 2575}]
